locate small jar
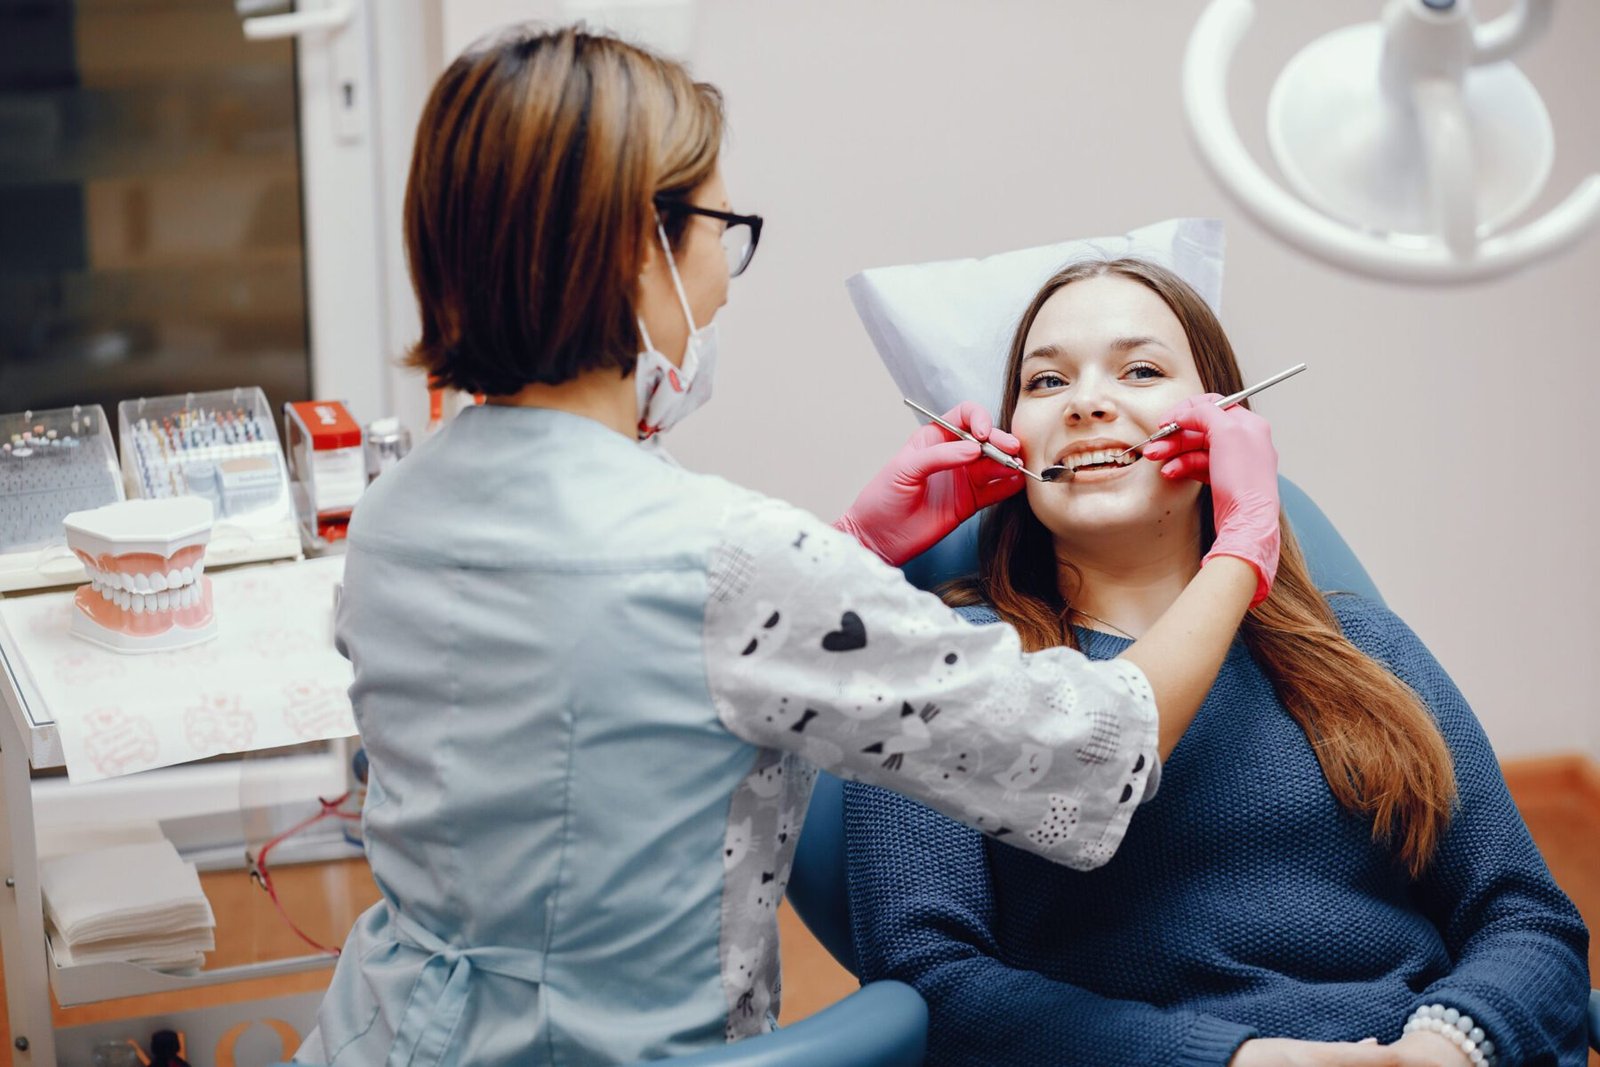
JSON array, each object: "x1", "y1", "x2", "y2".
[{"x1": 364, "y1": 417, "x2": 411, "y2": 481}]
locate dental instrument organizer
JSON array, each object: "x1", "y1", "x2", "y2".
[
  {"x1": 0, "y1": 406, "x2": 126, "y2": 594},
  {"x1": 284, "y1": 400, "x2": 367, "y2": 547},
  {"x1": 117, "y1": 388, "x2": 300, "y2": 567},
  {"x1": 63, "y1": 498, "x2": 218, "y2": 655}
]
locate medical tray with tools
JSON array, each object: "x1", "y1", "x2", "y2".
[
  {"x1": 117, "y1": 387, "x2": 301, "y2": 567},
  {"x1": 0, "y1": 405, "x2": 125, "y2": 594}
]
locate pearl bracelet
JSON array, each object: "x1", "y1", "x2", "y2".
[{"x1": 1403, "y1": 1004, "x2": 1496, "y2": 1067}]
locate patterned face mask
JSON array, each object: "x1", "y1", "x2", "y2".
[{"x1": 635, "y1": 218, "x2": 719, "y2": 440}]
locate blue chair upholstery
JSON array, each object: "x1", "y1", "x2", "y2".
[
  {"x1": 790, "y1": 474, "x2": 1380, "y2": 973},
  {"x1": 641, "y1": 981, "x2": 928, "y2": 1067}
]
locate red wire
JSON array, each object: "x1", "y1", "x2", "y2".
[{"x1": 247, "y1": 791, "x2": 362, "y2": 956}]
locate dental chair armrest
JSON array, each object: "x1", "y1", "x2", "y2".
[
  {"x1": 645, "y1": 981, "x2": 927, "y2": 1067},
  {"x1": 1588, "y1": 988, "x2": 1599, "y2": 1053}
]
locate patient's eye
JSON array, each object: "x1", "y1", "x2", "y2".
[
  {"x1": 1024, "y1": 371, "x2": 1068, "y2": 392},
  {"x1": 1124, "y1": 361, "x2": 1165, "y2": 381}
]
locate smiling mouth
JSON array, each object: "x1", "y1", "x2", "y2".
[{"x1": 1059, "y1": 447, "x2": 1141, "y2": 475}]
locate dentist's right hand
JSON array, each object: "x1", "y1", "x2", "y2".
[
  {"x1": 1141, "y1": 395, "x2": 1280, "y2": 608},
  {"x1": 834, "y1": 401, "x2": 1025, "y2": 567}
]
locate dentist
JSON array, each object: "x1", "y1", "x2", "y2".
[{"x1": 297, "y1": 24, "x2": 1283, "y2": 1066}]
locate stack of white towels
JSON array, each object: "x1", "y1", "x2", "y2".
[{"x1": 41, "y1": 834, "x2": 215, "y2": 972}]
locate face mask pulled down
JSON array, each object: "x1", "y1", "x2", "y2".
[{"x1": 636, "y1": 219, "x2": 719, "y2": 441}]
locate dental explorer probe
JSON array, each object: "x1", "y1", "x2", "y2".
[
  {"x1": 902, "y1": 398, "x2": 1048, "y2": 482},
  {"x1": 1032, "y1": 362, "x2": 1311, "y2": 481},
  {"x1": 1107, "y1": 363, "x2": 1307, "y2": 461}
]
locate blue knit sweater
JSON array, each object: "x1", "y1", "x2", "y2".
[{"x1": 844, "y1": 596, "x2": 1590, "y2": 1066}]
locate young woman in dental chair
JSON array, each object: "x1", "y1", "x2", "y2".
[{"x1": 844, "y1": 259, "x2": 1591, "y2": 1067}]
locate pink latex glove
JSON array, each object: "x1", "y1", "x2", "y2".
[
  {"x1": 1141, "y1": 394, "x2": 1281, "y2": 607},
  {"x1": 835, "y1": 401, "x2": 1026, "y2": 567}
]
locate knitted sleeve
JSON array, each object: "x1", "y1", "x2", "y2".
[
  {"x1": 1334, "y1": 596, "x2": 1591, "y2": 1065},
  {"x1": 843, "y1": 780, "x2": 1257, "y2": 1067}
]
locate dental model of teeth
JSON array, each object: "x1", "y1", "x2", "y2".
[{"x1": 63, "y1": 497, "x2": 218, "y2": 653}]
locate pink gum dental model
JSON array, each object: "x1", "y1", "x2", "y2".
[{"x1": 63, "y1": 498, "x2": 218, "y2": 653}]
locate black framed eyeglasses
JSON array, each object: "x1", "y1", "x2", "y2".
[{"x1": 653, "y1": 196, "x2": 764, "y2": 277}]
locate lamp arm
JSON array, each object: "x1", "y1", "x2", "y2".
[{"x1": 1473, "y1": 0, "x2": 1553, "y2": 65}]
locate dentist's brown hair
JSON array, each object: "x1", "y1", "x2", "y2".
[
  {"x1": 947, "y1": 258, "x2": 1456, "y2": 879},
  {"x1": 403, "y1": 25, "x2": 723, "y2": 396}
]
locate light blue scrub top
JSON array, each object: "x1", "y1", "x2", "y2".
[{"x1": 299, "y1": 404, "x2": 1160, "y2": 1066}]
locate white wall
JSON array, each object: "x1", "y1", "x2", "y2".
[{"x1": 437, "y1": 0, "x2": 1600, "y2": 762}]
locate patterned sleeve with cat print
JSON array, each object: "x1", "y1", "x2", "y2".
[{"x1": 702, "y1": 495, "x2": 1158, "y2": 871}]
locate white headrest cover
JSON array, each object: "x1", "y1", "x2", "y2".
[{"x1": 846, "y1": 218, "x2": 1225, "y2": 419}]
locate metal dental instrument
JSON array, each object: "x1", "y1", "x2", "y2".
[
  {"x1": 1114, "y1": 362, "x2": 1308, "y2": 463},
  {"x1": 1035, "y1": 362, "x2": 1310, "y2": 481},
  {"x1": 902, "y1": 398, "x2": 1047, "y2": 482}
]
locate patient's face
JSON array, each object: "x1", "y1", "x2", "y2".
[{"x1": 1013, "y1": 275, "x2": 1206, "y2": 544}]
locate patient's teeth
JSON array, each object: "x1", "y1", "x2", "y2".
[{"x1": 149, "y1": 570, "x2": 168, "y2": 592}]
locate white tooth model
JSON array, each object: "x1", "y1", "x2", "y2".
[{"x1": 62, "y1": 498, "x2": 218, "y2": 653}]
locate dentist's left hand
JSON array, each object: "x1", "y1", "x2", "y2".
[{"x1": 835, "y1": 402, "x2": 1026, "y2": 567}]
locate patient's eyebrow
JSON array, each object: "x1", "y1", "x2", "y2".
[
  {"x1": 1021, "y1": 336, "x2": 1172, "y2": 365},
  {"x1": 1021, "y1": 343, "x2": 1067, "y2": 365},
  {"x1": 1109, "y1": 335, "x2": 1171, "y2": 354}
]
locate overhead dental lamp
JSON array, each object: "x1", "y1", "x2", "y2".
[{"x1": 1184, "y1": 0, "x2": 1600, "y2": 283}]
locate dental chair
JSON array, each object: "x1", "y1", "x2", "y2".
[{"x1": 781, "y1": 475, "x2": 1600, "y2": 1062}]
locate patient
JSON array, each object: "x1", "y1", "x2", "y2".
[{"x1": 843, "y1": 259, "x2": 1590, "y2": 1066}]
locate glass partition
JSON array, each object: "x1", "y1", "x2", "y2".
[{"x1": 0, "y1": 0, "x2": 312, "y2": 440}]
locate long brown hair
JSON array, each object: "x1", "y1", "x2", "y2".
[
  {"x1": 948, "y1": 258, "x2": 1455, "y2": 878},
  {"x1": 403, "y1": 26, "x2": 724, "y2": 395}
]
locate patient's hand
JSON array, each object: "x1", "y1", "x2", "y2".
[
  {"x1": 1230, "y1": 1033, "x2": 1471, "y2": 1067},
  {"x1": 1385, "y1": 1032, "x2": 1475, "y2": 1066}
]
